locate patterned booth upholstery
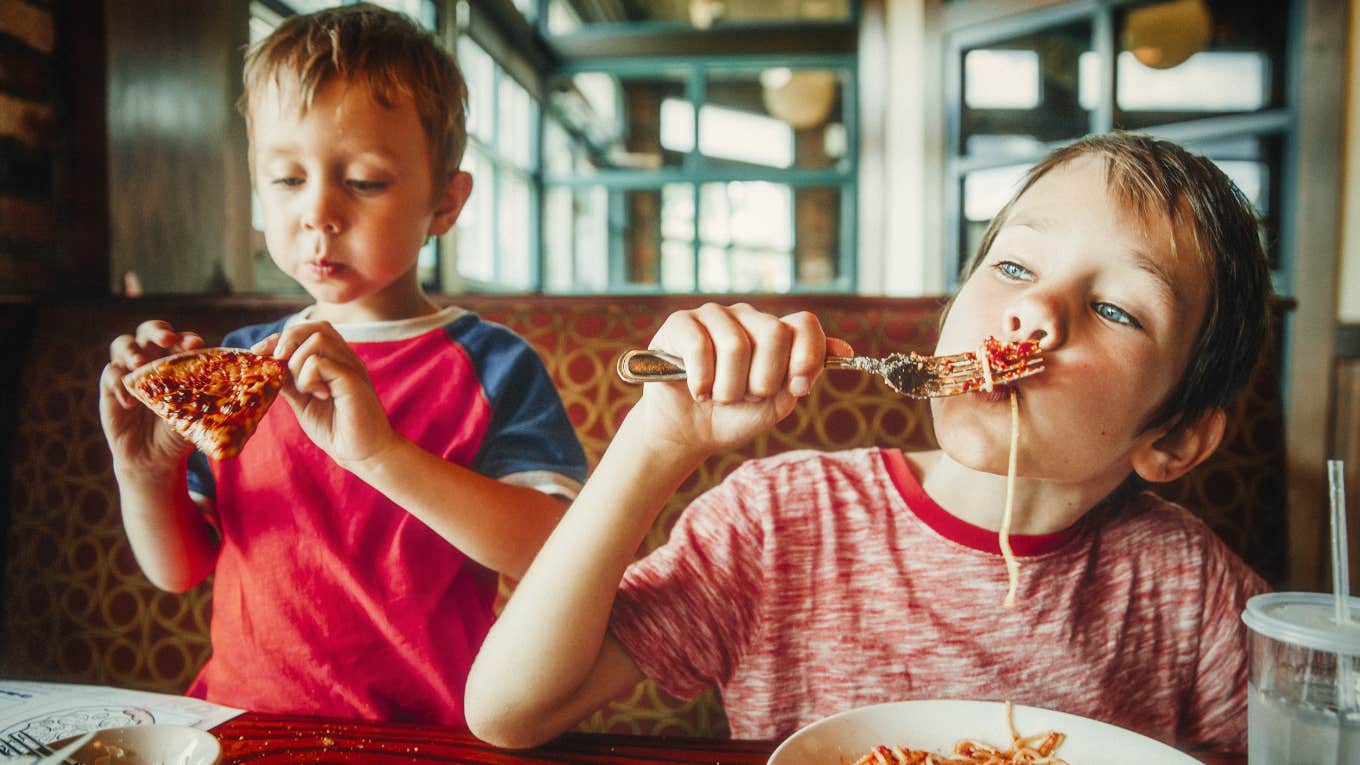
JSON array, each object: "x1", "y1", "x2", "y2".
[{"x1": 0, "y1": 294, "x2": 1288, "y2": 738}]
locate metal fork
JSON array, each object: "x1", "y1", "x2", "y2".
[
  {"x1": 616, "y1": 342, "x2": 1044, "y2": 399},
  {"x1": 2, "y1": 730, "x2": 92, "y2": 765}
]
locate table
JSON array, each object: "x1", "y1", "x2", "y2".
[
  {"x1": 212, "y1": 712, "x2": 1247, "y2": 764},
  {"x1": 214, "y1": 713, "x2": 771, "y2": 763}
]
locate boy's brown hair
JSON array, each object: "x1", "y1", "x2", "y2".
[
  {"x1": 240, "y1": 2, "x2": 468, "y2": 193},
  {"x1": 962, "y1": 131, "x2": 1273, "y2": 433}
]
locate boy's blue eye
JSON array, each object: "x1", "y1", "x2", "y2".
[
  {"x1": 271, "y1": 177, "x2": 303, "y2": 188},
  {"x1": 1094, "y1": 302, "x2": 1142, "y2": 329},
  {"x1": 348, "y1": 179, "x2": 388, "y2": 192},
  {"x1": 993, "y1": 260, "x2": 1034, "y2": 281}
]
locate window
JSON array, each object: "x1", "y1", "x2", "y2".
[
  {"x1": 945, "y1": 0, "x2": 1295, "y2": 292},
  {"x1": 541, "y1": 61, "x2": 856, "y2": 294},
  {"x1": 444, "y1": 37, "x2": 539, "y2": 292}
]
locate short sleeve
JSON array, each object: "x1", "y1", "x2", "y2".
[
  {"x1": 609, "y1": 470, "x2": 767, "y2": 699},
  {"x1": 1179, "y1": 539, "x2": 1270, "y2": 753},
  {"x1": 186, "y1": 451, "x2": 214, "y2": 498},
  {"x1": 454, "y1": 320, "x2": 588, "y2": 498}
]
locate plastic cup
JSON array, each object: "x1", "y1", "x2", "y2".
[{"x1": 1242, "y1": 592, "x2": 1360, "y2": 763}]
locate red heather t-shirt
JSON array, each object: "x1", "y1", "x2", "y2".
[{"x1": 611, "y1": 448, "x2": 1267, "y2": 752}]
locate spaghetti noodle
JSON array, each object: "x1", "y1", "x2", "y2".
[
  {"x1": 999, "y1": 387, "x2": 1021, "y2": 608},
  {"x1": 848, "y1": 702, "x2": 1068, "y2": 765}
]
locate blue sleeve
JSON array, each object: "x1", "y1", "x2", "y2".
[
  {"x1": 185, "y1": 317, "x2": 292, "y2": 499},
  {"x1": 451, "y1": 319, "x2": 588, "y2": 487}
]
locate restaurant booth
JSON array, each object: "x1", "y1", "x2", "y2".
[{"x1": 0, "y1": 293, "x2": 1290, "y2": 743}]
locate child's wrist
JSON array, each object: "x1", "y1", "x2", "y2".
[
  {"x1": 112, "y1": 455, "x2": 187, "y2": 485},
  {"x1": 614, "y1": 412, "x2": 712, "y2": 474},
  {"x1": 336, "y1": 432, "x2": 411, "y2": 482}
]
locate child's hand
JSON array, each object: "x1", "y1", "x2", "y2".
[
  {"x1": 633, "y1": 303, "x2": 849, "y2": 455},
  {"x1": 99, "y1": 321, "x2": 206, "y2": 474},
  {"x1": 253, "y1": 322, "x2": 398, "y2": 467}
]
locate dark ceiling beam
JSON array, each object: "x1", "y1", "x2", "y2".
[{"x1": 548, "y1": 22, "x2": 857, "y2": 58}]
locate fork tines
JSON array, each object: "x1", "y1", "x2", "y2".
[{"x1": 935, "y1": 354, "x2": 1045, "y2": 396}]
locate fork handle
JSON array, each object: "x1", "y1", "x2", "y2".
[
  {"x1": 616, "y1": 349, "x2": 688, "y2": 382},
  {"x1": 616, "y1": 349, "x2": 858, "y2": 383}
]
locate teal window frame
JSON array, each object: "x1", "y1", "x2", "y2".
[
  {"x1": 454, "y1": 35, "x2": 543, "y2": 292},
  {"x1": 542, "y1": 54, "x2": 859, "y2": 294},
  {"x1": 942, "y1": 0, "x2": 1300, "y2": 298}
]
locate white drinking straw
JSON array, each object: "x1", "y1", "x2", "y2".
[
  {"x1": 1329, "y1": 459, "x2": 1352, "y2": 626},
  {"x1": 1328, "y1": 459, "x2": 1355, "y2": 712}
]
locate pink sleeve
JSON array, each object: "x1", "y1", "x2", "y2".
[
  {"x1": 610, "y1": 471, "x2": 768, "y2": 699},
  {"x1": 1178, "y1": 540, "x2": 1270, "y2": 753}
]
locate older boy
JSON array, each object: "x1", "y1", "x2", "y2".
[
  {"x1": 98, "y1": 4, "x2": 586, "y2": 726},
  {"x1": 466, "y1": 132, "x2": 1271, "y2": 756}
]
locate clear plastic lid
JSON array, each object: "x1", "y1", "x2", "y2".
[{"x1": 1241, "y1": 592, "x2": 1360, "y2": 654}]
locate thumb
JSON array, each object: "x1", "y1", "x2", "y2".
[
  {"x1": 250, "y1": 332, "x2": 282, "y2": 357},
  {"x1": 827, "y1": 337, "x2": 854, "y2": 357}
]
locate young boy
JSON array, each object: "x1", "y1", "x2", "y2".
[
  {"x1": 97, "y1": 4, "x2": 587, "y2": 727},
  {"x1": 465, "y1": 132, "x2": 1272, "y2": 755}
]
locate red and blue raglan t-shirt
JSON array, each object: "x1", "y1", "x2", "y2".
[{"x1": 184, "y1": 306, "x2": 586, "y2": 726}]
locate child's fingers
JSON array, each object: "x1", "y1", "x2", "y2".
[
  {"x1": 780, "y1": 311, "x2": 835, "y2": 396},
  {"x1": 285, "y1": 328, "x2": 366, "y2": 401},
  {"x1": 269, "y1": 321, "x2": 350, "y2": 362},
  {"x1": 99, "y1": 362, "x2": 139, "y2": 410},
  {"x1": 730, "y1": 304, "x2": 794, "y2": 399},
  {"x1": 691, "y1": 303, "x2": 753, "y2": 404},
  {"x1": 293, "y1": 352, "x2": 333, "y2": 401},
  {"x1": 652, "y1": 310, "x2": 716, "y2": 402},
  {"x1": 108, "y1": 333, "x2": 146, "y2": 370},
  {"x1": 286, "y1": 331, "x2": 335, "y2": 399},
  {"x1": 132, "y1": 321, "x2": 203, "y2": 353},
  {"x1": 250, "y1": 333, "x2": 281, "y2": 356}
]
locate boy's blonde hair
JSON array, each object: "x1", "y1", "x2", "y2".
[
  {"x1": 962, "y1": 131, "x2": 1273, "y2": 433},
  {"x1": 240, "y1": 3, "x2": 468, "y2": 192}
]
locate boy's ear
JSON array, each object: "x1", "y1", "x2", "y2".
[
  {"x1": 1130, "y1": 408, "x2": 1226, "y2": 484},
  {"x1": 429, "y1": 171, "x2": 473, "y2": 237}
]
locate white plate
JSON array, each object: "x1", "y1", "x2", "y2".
[
  {"x1": 767, "y1": 700, "x2": 1201, "y2": 764},
  {"x1": 49, "y1": 725, "x2": 220, "y2": 765}
]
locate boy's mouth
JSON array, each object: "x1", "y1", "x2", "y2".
[
  {"x1": 304, "y1": 259, "x2": 342, "y2": 278},
  {"x1": 972, "y1": 384, "x2": 1017, "y2": 404}
]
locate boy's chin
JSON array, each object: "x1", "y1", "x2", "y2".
[{"x1": 934, "y1": 434, "x2": 1014, "y2": 477}]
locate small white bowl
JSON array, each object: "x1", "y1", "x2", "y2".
[{"x1": 51, "y1": 725, "x2": 220, "y2": 765}]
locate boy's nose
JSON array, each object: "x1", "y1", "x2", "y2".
[
  {"x1": 302, "y1": 188, "x2": 344, "y2": 235},
  {"x1": 1005, "y1": 297, "x2": 1063, "y2": 350}
]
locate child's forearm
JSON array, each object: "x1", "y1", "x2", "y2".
[
  {"x1": 341, "y1": 437, "x2": 572, "y2": 579},
  {"x1": 466, "y1": 413, "x2": 702, "y2": 746},
  {"x1": 115, "y1": 461, "x2": 219, "y2": 592}
]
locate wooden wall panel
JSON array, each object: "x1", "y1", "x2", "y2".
[
  {"x1": 104, "y1": 0, "x2": 250, "y2": 294},
  {"x1": 0, "y1": 0, "x2": 57, "y2": 293},
  {"x1": 0, "y1": 0, "x2": 108, "y2": 296},
  {"x1": 1335, "y1": 353, "x2": 1360, "y2": 594}
]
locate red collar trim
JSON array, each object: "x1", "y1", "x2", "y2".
[{"x1": 880, "y1": 450, "x2": 1080, "y2": 556}]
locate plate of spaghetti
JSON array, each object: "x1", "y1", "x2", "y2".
[{"x1": 766, "y1": 700, "x2": 1202, "y2": 764}]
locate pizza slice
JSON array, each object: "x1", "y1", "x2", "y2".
[{"x1": 123, "y1": 347, "x2": 288, "y2": 460}]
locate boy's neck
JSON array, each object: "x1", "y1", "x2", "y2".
[
  {"x1": 913, "y1": 450, "x2": 1123, "y2": 535},
  {"x1": 308, "y1": 290, "x2": 441, "y2": 325}
]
